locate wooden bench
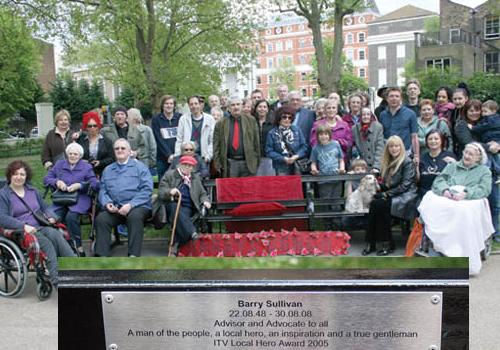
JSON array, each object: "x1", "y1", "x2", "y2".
[{"x1": 200, "y1": 174, "x2": 367, "y2": 232}]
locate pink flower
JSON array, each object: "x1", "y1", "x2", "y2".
[
  {"x1": 270, "y1": 249, "x2": 278, "y2": 257},
  {"x1": 216, "y1": 251, "x2": 224, "y2": 257},
  {"x1": 286, "y1": 248, "x2": 296, "y2": 255},
  {"x1": 261, "y1": 239, "x2": 270, "y2": 247},
  {"x1": 313, "y1": 248, "x2": 322, "y2": 256},
  {"x1": 222, "y1": 234, "x2": 230, "y2": 240},
  {"x1": 260, "y1": 251, "x2": 268, "y2": 257},
  {"x1": 247, "y1": 251, "x2": 256, "y2": 257},
  {"x1": 235, "y1": 251, "x2": 242, "y2": 257},
  {"x1": 234, "y1": 233, "x2": 242, "y2": 240},
  {"x1": 301, "y1": 248, "x2": 309, "y2": 256}
]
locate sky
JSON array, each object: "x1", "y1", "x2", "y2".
[{"x1": 375, "y1": 0, "x2": 487, "y2": 15}]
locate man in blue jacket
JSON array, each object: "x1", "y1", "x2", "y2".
[
  {"x1": 288, "y1": 90, "x2": 315, "y2": 148},
  {"x1": 94, "y1": 138, "x2": 153, "y2": 257}
]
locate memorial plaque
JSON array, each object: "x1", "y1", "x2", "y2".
[{"x1": 101, "y1": 291, "x2": 442, "y2": 350}]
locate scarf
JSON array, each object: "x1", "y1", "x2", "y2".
[
  {"x1": 177, "y1": 168, "x2": 191, "y2": 186},
  {"x1": 360, "y1": 122, "x2": 371, "y2": 141},
  {"x1": 278, "y1": 126, "x2": 294, "y2": 156},
  {"x1": 434, "y1": 102, "x2": 455, "y2": 120}
]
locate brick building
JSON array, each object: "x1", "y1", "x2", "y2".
[{"x1": 255, "y1": 6, "x2": 379, "y2": 100}]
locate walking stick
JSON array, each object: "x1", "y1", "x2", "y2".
[{"x1": 168, "y1": 195, "x2": 182, "y2": 256}]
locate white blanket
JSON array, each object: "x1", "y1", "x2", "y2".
[{"x1": 418, "y1": 191, "x2": 494, "y2": 275}]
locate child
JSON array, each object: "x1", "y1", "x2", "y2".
[
  {"x1": 310, "y1": 125, "x2": 345, "y2": 213},
  {"x1": 342, "y1": 159, "x2": 369, "y2": 230}
]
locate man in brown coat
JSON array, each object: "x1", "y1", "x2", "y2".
[{"x1": 213, "y1": 97, "x2": 260, "y2": 177}]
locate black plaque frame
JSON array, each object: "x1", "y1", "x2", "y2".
[{"x1": 58, "y1": 257, "x2": 468, "y2": 349}]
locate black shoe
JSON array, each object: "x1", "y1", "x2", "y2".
[
  {"x1": 191, "y1": 232, "x2": 200, "y2": 241},
  {"x1": 377, "y1": 242, "x2": 392, "y2": 256},
  {"x1": 169, "y1": 243, "x2": 179, "y2": 257},
  {"x1": 78, "y1": 250, "x2": 86, "y2": 257},
  {"x1": 362, "y1": 243, "x2": 376, "y2": 256}
]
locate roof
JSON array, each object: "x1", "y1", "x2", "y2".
[{"x1": 370, "y1": 5, "x2": 437, "y2": 23}]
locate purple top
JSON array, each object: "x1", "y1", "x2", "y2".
[{"x1": 10, "y1": 189, "x2": 40, "y2": 227}]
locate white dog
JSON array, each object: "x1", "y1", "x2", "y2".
[{"x1": 345, "y1": 174, "x2": 380, "y2": 213}]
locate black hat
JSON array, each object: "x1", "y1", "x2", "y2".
[
  {"x1": 377, "y1": 85, "x2": 388, "y2": 98},
  {"x1": 113, "y1": 106, "x2": 128, "y2": 116}
]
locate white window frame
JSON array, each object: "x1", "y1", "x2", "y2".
[
  {"x1": 484, "y1": 52, "x2": 499, "y2": 74},
  {"x1": 276, "y1": 41, "x2": 283, "y2": 52},
  {"x1": 267, "y1": 58, "x2": 274, "y2": 69},
  {"x1": 378, "y1": 46, "x2": 386, "y2": 60},
  {"x1": 346, "y1": 32, "x2": 354, "y2": 44},
  {"x1": 396, "y1": 44, "x2": 405, "y2": 58},
  {"x1": 267, "y1": 43, "x2": 273, "y2": 53},
  {"x1": 359, "y1": 67, "x2": 366, "y2": 78},
  {"x1": 286, "y1": 40, "x2": 293, "y2": 50},
  {"x1": 378, "y1": 68, "x2": 387, "y2": 87},
  {"x1": 426, "y1": 58, "x2": 451, "y2": 71},
  {"x1": 485, "y1": 16, "x2": 500, "y2": 39},
  {"x1": 449, "y1": 28, "x2": 461, "y2": 43},
  {"x1": 358, "y1": 49, "x2": 366, "y2": 60},
  {"x1": 358, "y1": 32, "x2": 365, "y2": 43},
  {"x1": 346, "y1": 49, "x2": 354, "y2": 62}
]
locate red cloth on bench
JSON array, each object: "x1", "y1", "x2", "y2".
[
  {"x1": 215, "y1": 175, "x2": 307, "y2": 232},
  {"x1": 178, "y1": 230, "x2": 351, "y2": 257}
]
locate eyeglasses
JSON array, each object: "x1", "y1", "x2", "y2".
[
  {"x1": 281, "y1": 115, "x2": 293, "y2": 120},
  {"x1": 87, "y1": 124, "x2": 98, "y2": 128},
  {"x1": 114, "y1": 147, "x2": 127, "y2": 150}
]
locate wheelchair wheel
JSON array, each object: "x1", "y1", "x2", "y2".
[
  {"x1": 36, "y1": 280, "x2": 53, "y2": 301},
  {"x1": 0, "y1": 236, "x2": 28, "y2": 297}
]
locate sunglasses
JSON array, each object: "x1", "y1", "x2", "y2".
[
  {"x1": 184, "y1": 148, "x2": 194, "y2": 151},
  {"x1": 87, "y1": 124, "x2": 98, "y2": 128},
  {"x1": 114, "y1": 147, "x2": 127, "y2": 150}
]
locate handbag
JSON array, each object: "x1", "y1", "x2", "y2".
[
  {"x1": 295, "y1": 158, "x2": 311, "y2": 174},
  {"x1": 52, "y1": 190, "x2": 79, "y2": 206}
]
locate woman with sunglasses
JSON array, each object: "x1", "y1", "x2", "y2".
[
  {"x1": 168, "y1": 141, "x2": 209, "y2": 179},
  {"x1": 77, "y1": 111, "x2": 114, "y2": 176},
  {"x1": 265, "y1": 105, "x2": 309, "y2": 175}
]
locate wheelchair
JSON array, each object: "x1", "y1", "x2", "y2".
[{"x1": 0, "y1": 228, "x2": 53, "y2": 301}]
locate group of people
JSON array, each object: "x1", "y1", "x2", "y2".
[{"x1": 0, "y1": 80, "x2": 498, "y2": 283}]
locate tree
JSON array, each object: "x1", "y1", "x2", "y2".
[
  {"x1": 48, "y1": 73, "x2": 107, "y2": 124},
  {"x1": 6, "y1": 0, "x2": 260, "y2": 112},
  {"x1": 310, "y1": 39, "x2": 368, "y2": 97},
  {"x1": 467, "y1": 72, "x2": 500, "y2": 102},
  {"x1": 276, "y1": 0, "x2": 369, "y2": 96},
  {"x1": 0, "y1": 8, "x2": 41, "y2": 124},
  {"x1": 269, "y1": 61, "x2": 297, "y2": 99}
]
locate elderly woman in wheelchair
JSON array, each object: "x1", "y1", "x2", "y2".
[
  {"x1": 418, "y1": 142, "x2": 494, "y2": 275},
  {"x1": 0, "y1": 160, "x2": 76, "y2": 292}
]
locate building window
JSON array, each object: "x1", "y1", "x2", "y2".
[
  {"x1": 485, "y1": 52, "x2": 499, "y2": 74},
  {"x1": 275, "y1": 27, "x2": 282, "y2": 34},
  {"x1": 276, "y1": 41, "x2": 283, "y2": 52},
  {"x1": 301, "y1": 88, "x2": 307, "y2": 97},
  {"x1": 378, "y1": 68, "x2": 387, "y2": 87},
  {"x1": 346, "y1": 33, "x2": 354, "y2": 44},
  {"x1": 396, "y1": 44, "x2": 405, "y2": 58},
  {"x1": 358, "y1": 49, "x2": 365, "y2": 60},
  {"x1": 257, "y1": 76, "x2": 262, "y2": 85},
  {"x1": 449, "y1": 29, "x2": 461, "y2": 43},
  {"x1": 267, "y1": 58, "x2": 274, "y2": 69},
  {"x1": 277, "y1": 56, "x2": 283, "y2": 67},
  {"x1": 426, "y1": 58, "x2": 451, "y2": 71},
  {"x1": 378, "y1": 46, "x2": 386, "y2": 60},
  {"x1": 358, "y1": 16, "x2": 365, "y2": 24},
  {"x1": 301, "y1": 72, "x2": 307, "y2": 81},
  {"x1": 397, "y1": 67, "x2": 405, "y2": 86},
  {"x1": 312, "y1": 88, "x2": 318, "y2": 96},
  {"x1": 299, "y1": 55, "x2": 306, "y2": 64},
  {"x1": 346, "y1": 49, "x2": 354, "y2": 62},
  {"x1": 286, "y1": 40, "x2": 293, "y2": 50},
  {"x1": 286, "y1": 26, "x2": 293, "y2": 33},
  {"x1": 299, "y1": 39, "x2": 306, "y2": 48},
  {"x1": 359, "y1": 68, "x2": 366, "y2": 78},
  {"x1": 267, "y1": 43, "x2": 273, "y2": 53},
  {"x1": 485, "y1": 16, "x2": 500, "y2": 39},
  {"x1": 268, "y1": 75, "x2": 273, "y2": 84},
  {"x1": 286, "y1": 56, "x2": 293, "y2": 65},
  {"x1": 358, "y1": 32, "x2": 365, "y2": 43}
]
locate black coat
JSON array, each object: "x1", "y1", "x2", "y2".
[
  {"x1": 383, "y1": 157, "x2": 418, "y2": 220},
  {"x1": 77, "y1": 133, "x2": 115, "y2": 176}
]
